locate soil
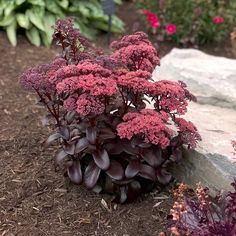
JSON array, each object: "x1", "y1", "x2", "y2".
[{"x1": 0, "y1": 1, "x2": 234, "y2": 236}]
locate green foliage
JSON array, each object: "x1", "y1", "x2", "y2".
[
  {"x1": 135, "y1": 0, "x2": 236, "y2": 46},
  {"x1": 0, "y1": 0, "x2": 124, "y2": 46}
]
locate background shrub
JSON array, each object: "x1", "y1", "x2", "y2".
[
  {"x1": 135, "y1": 0, "x2": 236, "y2": 46},
  {"x1": 0, "y1": 0, "x2": 124, "y2": 46}
]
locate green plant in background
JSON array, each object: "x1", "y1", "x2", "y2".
[
  {"x1": 0, "y1": 0, "x2": 124, "y2": 46},
  {"x1": 135, "y1": 0, "x2": 236, "y2": 46}
]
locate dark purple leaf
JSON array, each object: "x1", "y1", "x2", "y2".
[
  {"x1": 92, "y1": 149, "x2": 110, "y2": 170},
  {"x1": 65, "y1": 111, "x2": 76, "y2": 124},
  {"x1": 127, "y1": 181, "x2": 141, "y2": 202},
  {"x1": 55, "y1": 149, "x2": 68, "y2": 163},
  {"x1": 156, "y1": 169, "x2": 172, "y2": 184},
  {"x1": 113, "y1": 186, "x2": 127, "y2": 204},
  {"x1": 123, "y1": 143, "x2": 139, "y2": 155},
  {"x1": 59, "y1": 126, "x2": 70, "y2": 140},
  {"x1": 46, "y1": 133, "x2": 61, "y2": 145},
  {"x1": 63, "y1": 141, "x2": 76, "y2": 155},
  {"x1": 140, "y1": 148, "x2": 161, "y2": 167},
  {"x1": 99, "y1": 128, "x2": 116, "y2": 140},
  {"x1": 86, "y1": 127, "x2": 97, "y2": 144},
  {"x1": 139, "y1": 164, "x2": 156, "y2": 181},
  {"x1": 106, "y1": 160, "x2": 124, "y2": 180},
  {"x1": 75, "y1": 137, "x2": 89, "y2": 153},
  {"x1": 84, "y1": 161, "x2": 101, "y2": 189},
  {"x1": 67, "y1": 161, "x2": 82, "y2": 184},
  {"x1": 172, "y1": 148, "x2": 182, "y2": 162},
  {"x1": 125, "y1": 160, "x2": 140, "y2": 179},
  {"x1": 104, "y1": 141, "x2": 124, "y2": 154}
]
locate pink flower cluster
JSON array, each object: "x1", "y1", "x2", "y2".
[
  {"x1": 76, "y1": 94, "x2": 105, "y2": 116},
  {"x1": 175, "y1": 118, "x2": 201, "y2": 148},
  {"x1": 20, "y1": 58, "x2": 66, "y2": 92},
  {"x1": 115, "y1": 69, "x2": 155, "y2": 94},
  {"x1": 111, "y1": 32, "x2": 160, "y2": 72},
  {"x1": 141, "y1": 10, "x2": 177, "y2": 35},
  {"x1": 117, "y1": 109, "x2": 172, "y2": 148},
  {"x1": 212, "y1": 16, "x2": 224, "y2": 24},
  {"x1": 142, "y1": 10, "x2": 160, "y2": 28},
  {"x1": 153, "y1": 80, "x2": 192, "y2": 115}
]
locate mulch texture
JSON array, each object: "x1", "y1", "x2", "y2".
[{"x1": 0, "y1": 2, "x2": 234, "y2": 235}]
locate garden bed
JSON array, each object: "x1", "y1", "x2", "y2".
[{"x1": 0, "y1": 2, "x2": 234, "y2": 236}]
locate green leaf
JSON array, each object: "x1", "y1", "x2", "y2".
[
  {"x1": 45, "y1": 0, "x2": 64, "y2": 16},
  {"x1": 26, "y1": 8, "x2": 45, "y2": 31},
  {"x1": 28, "y1": 0, "x2": 45, "y2": 7},
  {"x1": 56, "y1": 0, "x2": 69, "y2": 9},
  {"x1": 16, "y1": 13, "x2": 30, "y2": 29},
  {"x1": 15, "y1": 0, "x2": 26, "y2": 5},
  {"x1": 0, "y1": 14, "x2": 14, "y2": 26},
  {"x1": 4, "y1": 1, "x2": 15, "y2": 16},
  {"x1": 26, "y1": 26, "x2": 41, "y2": 46},
  {"x1": 6, "y1": 19, "x2": 17, "y2": 46}
]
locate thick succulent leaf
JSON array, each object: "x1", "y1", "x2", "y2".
[
  {"x1": 106, "y1": 160, "x2": 124, "y2": 180},
  {"x1": 59, "y1": 126, "x2": 70, "y2": 140},
  {"x1": 46, "y1": 133, "x2": 61, "y2": 145},
  {"x1": 55, "y1": 149, "x2": 68, "y2": 163},
  {"x1": 86, "y1": 127, "x2": 97, "y2": 144},
  {"x1": 171, "y1": 148, "x2": 182, "y2": 162},
  {"x1": 156, "y1": 169, "x2": 172, "y2": 185},
  {"x1": 84, "y1": 161, "x2": 101, "y2": 189},
  {"x1": 65, "y1": 111, "x2": 76, "y2": 124},
  {"x1": 16, "y1": 13, "x2": 30, "y2": 29},
  {"x1": 125, "y1": 160, "x2": 140, "y2": 179},
  {"x1": 75, "y1": 137, "x2": 89, "y2": 153},
  {"x1": 67, "y1": 161, "x2": 82, "y2": 184},
  {"x1": 92, "y1": 149, "x2": 110, "y2": 170},
  {"x1": 123, "y1": 143, "x2": 139, "y2": 155},
  {"x1": 99, "y1": 128, "x2": 116, "y2": 140},
  {"x1": 104, "y1": 141, "x2": 124, "y2": 155},
  {"x1": 26, "y1": 26, "x2": 41, "y2": 46},
  {"x1": 140, "y1": 148, "x2": 161, "y2": 167},
  {"x1": 63, "y1": 141, "x2": 76, "y2": 155},
  {"x1": 139, "y1": 164, "x2": 156, "y2": 181},
  {"x1": 6, "y1": 20, "x2": 17, "y2": 46},
  {"x1": 126, "y1": 181, "x2": 141, "y2": 203}
]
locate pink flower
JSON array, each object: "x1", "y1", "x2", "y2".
[
  {"x1": 175, "y1": 118, "x2": 201, "y2": 149},
  {"x1": 117, "y1": 109, "x2": 172, "y2": 148},
  {"x1": 166, "y1": 24, "x2": 176, "y2": 35},
  {"x1": 142, "y1": 10, "x2": 160, "y2": 29},
  {"x1": 76, "y1": 94, "x2": 105, "y2": 116},
  {"x1": 212, "y1": 16, "x2": 224, "y2": 24}
]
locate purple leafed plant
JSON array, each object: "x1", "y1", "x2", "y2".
[
  {"x1": 168, "y1": 180, "x2": 236, "y2": 236},
  {"x1": 19, "y1": 17, "x2": 201, "y2": 203}
]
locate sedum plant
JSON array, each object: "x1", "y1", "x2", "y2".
[
  {"x1": 167, "y1": 180, "x2": 236, "y2": 236},
  {"x1": 20, "y1": 18, "x2": 201, "y2": 203},
  {"x1": 0, "y1": 0, "x2": 124, "y2": 46}
]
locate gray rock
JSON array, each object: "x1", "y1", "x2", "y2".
[
  {"x1": 173, "y1": 103, "x2": 236, "y2": 191},
  {"x1": 153, "y1": 48, "x2": 236, "y2": 109}
]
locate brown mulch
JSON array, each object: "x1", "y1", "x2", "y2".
[{"x1": 0, "y1": 2, "x2": 234, "y2": 236}]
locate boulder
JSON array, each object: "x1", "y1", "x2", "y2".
[
  {"x1": 153, "y1": 48, "x2": 236, "y2": 109},
  {"x1": 152, "y1": 49, "x2": 236, "y2": 191}
]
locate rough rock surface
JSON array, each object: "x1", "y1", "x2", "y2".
[
  {"x1": 153, "y1": 49, "x2": 236, "y2": 191},
  {"x1": 153, "y1": 48, "x2": 236, "y2": 109}
]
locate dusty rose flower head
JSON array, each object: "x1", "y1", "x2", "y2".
[
  {"x1": 111, "y1": 32, "x2": 160, "y2": 72},
  {"x1": 76, "y1": 94, "x2": 105, "y2": 116},
  {"x1": 117, "y1": 109, "x2": 172, "y2": 148},
  {"x1": 213, "y1": 16, "x2": 224, "y2": 24},
  {"x1": 166, "y1": 24, "x2": 177, "y2": 35},
  {"x1": 175, "y1": 118, "x2": 201, "y2": 148}
]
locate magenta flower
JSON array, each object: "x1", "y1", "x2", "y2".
[
  {"x1": 142, "y1": 9, "x2": 160, "y2": 29},
  {"x1": 213, "y1": 16, "x2": 224, "y2": 24},
  {"x1": 166, "y1": 24, "x2": 177, "y2": 35}
]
